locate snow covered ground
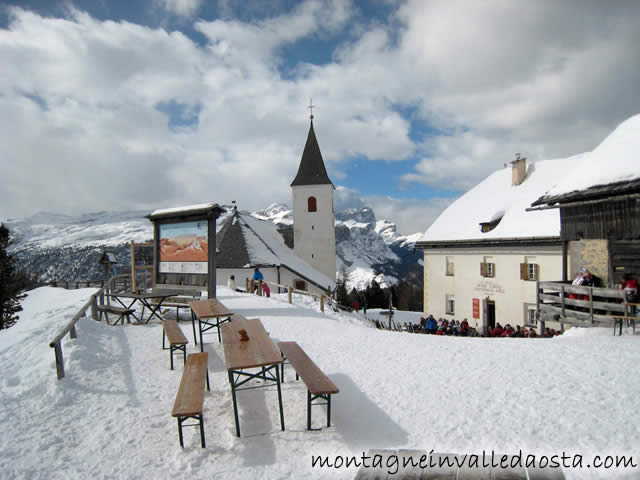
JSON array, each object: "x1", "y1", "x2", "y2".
[{"x1": 2, "y1": 287, "x2": 640, "y2": 479}]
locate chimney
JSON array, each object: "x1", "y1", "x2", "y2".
[{"x1": 510, "y1": 153, "x2": 527, "y2": 186}]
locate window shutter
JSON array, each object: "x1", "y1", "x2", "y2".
[
  {"x1": 491, "y1": 263, "x2": 496, "y2": 277},
  {"x1": 480, "y1": 262, "x2": 487, "y2": 277},
  {"x1": 520, "y1": 263, "x2": 528, "y2": 280}
]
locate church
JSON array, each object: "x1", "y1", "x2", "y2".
[{"x1": 215, "y1": 112, "x2": 337, "y2": 294}]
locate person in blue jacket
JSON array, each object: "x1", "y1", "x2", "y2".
[
  {"x1": 253, "y1": 267, "x2": 264, "y2": 281},
  {"x1": 426, "y1": 315, "x2": 438, "y2": 334}
]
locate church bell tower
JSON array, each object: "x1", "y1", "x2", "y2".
[{"x1": 291, "y1": 102, "x2": 336, "y2": 283}]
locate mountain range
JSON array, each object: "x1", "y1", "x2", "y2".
[{"x1": 5, "y1": 205, "x2": 423, "y2": 290}]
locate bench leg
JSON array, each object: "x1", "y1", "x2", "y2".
[
  {"x1": 206, "y1": 369, "x2": 210, "y2": 392},
  {"x1": 307, "y1": 390, "x2": 312, "y2": 430},
  {"x1": 177, "y1": 415, "x2": 205, "y2": 448},
  {"x1": 276, "y1": 363, "x2": 285, "y2": 432},
  {"x1": 170, "y1": 345, "x2": 174, "y2": 370},
  {"x1": 199, "y1": 414, "x2": 206, "y2": 448},
  {"x1": 177, "y1": 418, "x2": 184, "y2": 448},
  {"x1": 327, "y1": 394, "x2": 331, "y2": 428}
]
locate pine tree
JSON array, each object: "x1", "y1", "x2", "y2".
[
  {"x1": 0, "y1": 224, "x2": 25, "y2": 330},
  {"x1": 335, "y1": 268, "x2": 350, "y2": 308}
]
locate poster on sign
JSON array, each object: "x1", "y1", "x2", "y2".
[{"x1": 158, "y1": 221, "x2": 208, "y2": 274}]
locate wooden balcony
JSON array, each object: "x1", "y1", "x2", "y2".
[{"x1": 537, "y1": 281, "x2": 637, "y2": 332}]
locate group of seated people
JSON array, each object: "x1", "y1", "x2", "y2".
[
  {"x1": 411, "y1": 315, "x2": 561, "y2": 338},
  {"x1": 416, "y1": 315, "x2": 478, "y2": 336},
  {"x1": 486, "y1": 323, "x2": 560, "y2": 338}
]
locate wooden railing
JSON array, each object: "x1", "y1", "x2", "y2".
[
  {"x1": 48, "y1": 273, "x2": 142, "y2": 380},
  {"x1": 537, "y1": 281, "x2": 636, "y2": 333},
  {"x1": 245, "y1": 278, "x2": 329, "y2": 312}
]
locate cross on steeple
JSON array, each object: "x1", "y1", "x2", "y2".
[{"x1": 308, "y1": 98, "x2": 315, "y2": 120}]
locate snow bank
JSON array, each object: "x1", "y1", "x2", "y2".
[{"x1": 1, "y1": 287, "x2": 640, "y2": 479}]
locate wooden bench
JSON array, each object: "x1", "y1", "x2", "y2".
[
  {"x1": 277, "y1": 341, "x2": 339, "y2": 430},
  {"x1": 150, "y1": 292, "x2": 200, "y2": 344},
  {"x1": 172, "y1": 352, "x2": 210, "y2": 448},
  {"x1": 97, "y1": 304, "x2": 135, "y2": 325},
  {"x1": 162, "y1": 320, "x2": 189, "y2": 370}
]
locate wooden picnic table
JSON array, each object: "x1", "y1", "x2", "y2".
[
  {"x1": 189, "y1": 298, "x2": 234, "y2": 351},
  {"x1": 221, "y1": 316, "x2": 285, "y2": 437},
  {"x1": 110, "y1": 288, "x2": 199, "y2": 324}
]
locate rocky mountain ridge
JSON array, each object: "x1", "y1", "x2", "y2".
[{"x1": 6, "y1": 204, "x2": 423, "y2": 290}]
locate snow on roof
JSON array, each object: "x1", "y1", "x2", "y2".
[
  {"x1": 543, "y1": 114, "x2": 640, "y2": 198},
  {"x1": 227, "y1": 212, "x2": 335, "y2": 289},
  {"x1": 420, "y1": 156, "x2": 578, "y2": 242},
  {"x1": 148, "y1": 203, "x2": 220, "y2": 217}
]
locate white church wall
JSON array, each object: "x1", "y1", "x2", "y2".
[{"x1": 292, "y1": 184, "x2": 336, "y2": 282}]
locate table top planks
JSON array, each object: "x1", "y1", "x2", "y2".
[
  {"x1": 172, "y1": 352, "x2": 208, "y2": 417},
  {"x1": 189, "y1": 298, "x2": 234, "y2": 319},
  {"x1": 221, "y1": 318, "x2": 282, "y2": 370}
]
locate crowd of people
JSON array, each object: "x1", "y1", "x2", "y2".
[{"x1": 408, "y1": 314, "x2": 561, "y2": 338}]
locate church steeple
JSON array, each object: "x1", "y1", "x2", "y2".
[{"x1": 290, "y1": 102, "x2": 333, "y2": 187}]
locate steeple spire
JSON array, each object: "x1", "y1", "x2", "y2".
[{"x1": 290, "y1": 106, "x2": 333, "y2": 187}]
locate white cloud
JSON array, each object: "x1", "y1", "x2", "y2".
[{"x1": 1, "y1": 0, "x2": 640, "y2": 234}]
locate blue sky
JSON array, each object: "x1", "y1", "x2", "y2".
[{"x1": 1, "y1": 1, "x2": 640, "y2": 233}]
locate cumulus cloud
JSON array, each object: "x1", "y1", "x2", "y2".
[{"x1": 1, "y1": 0, "x2": 639, "y2": 232}]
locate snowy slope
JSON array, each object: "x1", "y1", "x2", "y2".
[{"x1": 1, "y1": 287, "x2": 639, "y2": 479}]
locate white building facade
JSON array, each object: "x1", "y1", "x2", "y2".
[
  {"x1": 422, "y1": 243, "x2": 563, "y2": 332},
  {"x1": 417, "y1": 156, "x2": 575, "y2": 333}
]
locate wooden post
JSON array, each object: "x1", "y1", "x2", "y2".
[
  {"x1": 245, "y1": 278, "x2": 249, "y2": 292},
  {"x1": 90, "y1": 295, "x2": 98, "y2": 320},
  {"x1": 258, "y1": 280, "x2": 263, "y2": 296},
  {"x1": 54, "y1": 343, "x2": 65, "y2": 380},
  {"x1": 250, "y1": 279, "x2": 255, "y2": 294},
  {"x1": 130, "y1": 240, "x2": 136, "y2": 293},
  {"x1": 320, "y1": 295, "x2": 325, "y2": 312},
  {"x1": 288, "y1": 286, "x2": 293, "y2": 304}
]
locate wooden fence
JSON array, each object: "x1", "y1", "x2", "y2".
[
  {"x1": 245, "y1": 278, "x2": 328, "y2": 312},
  {"x1": 537, "y1": 281, "x2": 637, "y2": 334},
  {"x1": 48, "y1": 273, "x2": 145, "y2": 380}
]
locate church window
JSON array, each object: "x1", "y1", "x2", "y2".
[{"x1": 308, "y1": 196, "x2": 317, "y2": 212}]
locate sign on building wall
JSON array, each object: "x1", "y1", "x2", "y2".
[
  {"x1": 158, "y1": 221, "x2": 208, "y2": 274},
  {"x1": 472, "y1": 298, "x2": 480, "y2": 319},
  {"x1": 473, "y1": 279, "x2": 505, "y2": 295}
]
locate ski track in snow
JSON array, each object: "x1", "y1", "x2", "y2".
[{"x1": 1, "y1": 287, "x2": 639, "y2": 479}]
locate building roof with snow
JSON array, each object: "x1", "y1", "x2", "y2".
[
  {"x1": 290, "y1": 120, "x2": 334, "y2": 187},
  {"x1": 146, "y1": 203, "x2": 225, "y2": 221},
  {"x1": 418, "y1": 157, "x2": 577, "y2": 246},
  {"x1": 532, "y1": 114, "x2": 640, "y2": 207},
  {"x1": 216, "y1": 210, "x2": 335, "y2": 291}
]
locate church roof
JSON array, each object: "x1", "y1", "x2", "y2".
[
  {"x1": 290, "y1": 120, "x2": 334, "y2": 187},
  {"x1": 216, "y1": 210, "x2": 335, "y2": 291}
]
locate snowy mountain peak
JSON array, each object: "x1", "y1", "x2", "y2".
[
  {"x1": 335, "y1": 207, "x2": 376, "y2": 224},
  {"x1": 252, "y1": 203, "x2": 292, "y2": 226}
]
